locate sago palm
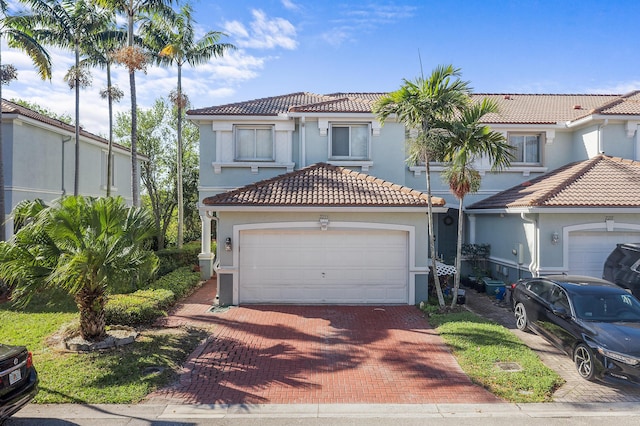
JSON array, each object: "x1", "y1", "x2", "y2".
[
  {"x1": 374, "y1": 65, "x2": 471, "y2": 307},
  {"x1": 0, "y1": 196, "x2": 158, "y2": 340},
  {"x1": 441, "y1": 98, "x2": 514, "y2": 307}
]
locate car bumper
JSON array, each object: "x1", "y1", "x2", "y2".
[{"x1": 0, "y1": 368, "x2": 39, "y2": 420}]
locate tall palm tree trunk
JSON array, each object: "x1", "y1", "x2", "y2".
[
  {"x1": 0, "y1": 46, "x2": 5, "y2": 241},
  {"x1": 73, "y1": 44, "x2": 80, "y2": 196},
  {"x1": 425, "y1": 157, "x2": 445, "y2": 306},
  {"x1": 451, "y1": 197, "x2": 464, "y2": 308},
  {"x1": 127, "y1": 13, "x2": 139, "y2": 206},
  {"x1": 176, "y1": 64, "x2": 183, "y2": 248},
  {"x1": 106, "y1": 62, "x2": 113, "y2": 197}
]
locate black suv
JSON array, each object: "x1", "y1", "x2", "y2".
[{"x1": 603, "y1": 243, "x2": 640, "y2": 297}]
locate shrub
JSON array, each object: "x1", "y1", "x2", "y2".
[
  {"x1": 156, "y1": 241, "x2": 203, "y2": 276},
  {"x1": 105, "y1": 267, "x2": 202, "y2": 326},
  {"x1": 149, "y1": 266, "x2": 201, "y2": 300},
  {"x1": 106, "y1": 289, "x2": 174, "y2": 325}
]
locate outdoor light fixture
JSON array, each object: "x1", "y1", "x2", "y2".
[
  {"x1": 319, "y1": 215, "x2": 329, "y2": 231},
  {"x1": 225, "y1": 237, "x2": 232, "y2": 251},
  {"x1": 551, "y1": 232, "x2": 560, "y2": 245}
]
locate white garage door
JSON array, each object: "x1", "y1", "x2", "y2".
[
  {"x1": 239, "y1": 229, "x2": 408, "y2": 304},
  {"x1": 568, "y1": 231, "x2": 640, "y2": 278}
]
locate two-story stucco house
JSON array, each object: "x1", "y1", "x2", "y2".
[
  {"x1": 2, "y1": 99, "x2": 140, "y2": 239},
  {"x1": 188, "y1": 91, "x2": 640, "y2": 306}
]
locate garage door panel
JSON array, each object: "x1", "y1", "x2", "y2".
[
  {"x1": 239, "y1": 229, "x2": 408, "y2": 304},
  {"x1": 569, "y1": 231, "x2": 640, "y2": 278}
]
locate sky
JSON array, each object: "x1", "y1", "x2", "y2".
[{"x1": 2, "y1": 0, "x2": 640, "y2": 136}]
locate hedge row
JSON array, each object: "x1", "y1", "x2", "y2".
[
  {"x1": 106, "y1": 267, "x2": 202, "y2": 326},
  {"x1": 156, "y1": 242, "x2": 202, "y2": 277}
]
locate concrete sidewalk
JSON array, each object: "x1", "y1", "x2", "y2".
[{"x1": 11, "y1": 401, "x2": 640, "y2": 421}]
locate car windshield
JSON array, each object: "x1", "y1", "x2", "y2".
[{"x1": 573, "y1": 292, "x2": 640, "y2": 322}]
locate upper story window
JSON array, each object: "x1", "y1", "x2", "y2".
[
  {"x1": 509, "y1": 133, "x2": 541, "y2": 164},
  {"x1": 234, "y1": 125, "x2": 274, "y2": 161},
  {"x1": 330, "y1": 123, "x2": 370, "y2": 160}
]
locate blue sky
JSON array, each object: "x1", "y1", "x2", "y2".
[{"x1": 3, "y1": 0, "x2": 640, "y2": 135}]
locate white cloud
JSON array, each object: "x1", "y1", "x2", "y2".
[
  {"x1": 321, "y1": 3, "x2": 416, "y2": 47},
  {"x1": 225, "y1": 9, "x2": 297, "y2": 50},
  {"x1": 281, "y1": 0, "x2": 299, "y2": 11}
]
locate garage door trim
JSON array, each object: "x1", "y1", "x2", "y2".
[{"x1": 229, "y1": 221, "x2": 418, "y2": 305}]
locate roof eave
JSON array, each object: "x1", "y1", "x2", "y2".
[{"x1": 199, "y1": 205, "x2": 447, "y2": 213}]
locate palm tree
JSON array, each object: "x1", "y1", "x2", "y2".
[
  {"x1": 374, "y1": 65, "x2": 471, "y2": 307},
  {"x1": 18, "y1": 0, "x2": 108, "y2": 197},
  {"x1": 94, "y1": 0, "x2": 177, "y2": 207},
  {"x1": 81, "y1": 20, "x2": 127, "y2": 196},
  {"x1": 441, "y1": 98, "x2": 514, "y2": 307},
  {"x1": 148, "y1": 2, "x2": 234, "y2": 248},
  {"x1": 0, "y1": 195, "x2": 158, "y2": 340},
  {"x1": 0, "y1": 2, "x2": 51, "y2": 240}
]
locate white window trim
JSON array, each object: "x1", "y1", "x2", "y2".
[
  {"x1": 409, "y1": 164, "x2": 548, "y2": 177},
  {"x1": 328, "y1": 123, "x2": 371, "y2": 161},
  {"x1": 212, "y1": 161, "x2": 295, "y2": 174},
  {"x1": 233, "y1": 124, "x2": 275, "y2": 162},
  {"x1": 507, "y1": 132, "x2": 543, "y2": 165}
]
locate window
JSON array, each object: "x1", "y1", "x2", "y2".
[
  {"x1": 234, "y1": 125, "x2": 274, "y2": 161},
  {"x1": 509, "y1": 134, "x2": 540, "y2": 163},
  {"x1": 330, "y1": 123, "x2": 370, "y2": 159},
  {"x1": 101, "y1": 151, "x2": 115, "y2": 189}
]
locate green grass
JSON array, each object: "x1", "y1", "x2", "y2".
[
  {"x1": 428, "y1": 310, "x2": 564, "y2": 402},
  {"x1": 0, "y1": 289, "x2": 209, "y2": 404}
]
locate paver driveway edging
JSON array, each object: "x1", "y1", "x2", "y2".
[{"x1": 147, "y1": 281, "x2": 499, "y2": 405}]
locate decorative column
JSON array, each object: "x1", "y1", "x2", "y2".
[{"x1": 198, "y1": 211, "x2": 215, "y2": 280}]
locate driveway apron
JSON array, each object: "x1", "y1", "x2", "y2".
[{"x1": 146, "y1": 281, "x2": 500, "y2": 405}]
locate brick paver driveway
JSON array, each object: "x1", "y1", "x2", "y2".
[{"x1": 146, "y1": 282, "x2": 500, "y2": 405}]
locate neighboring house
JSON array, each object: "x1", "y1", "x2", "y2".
[
  {"x1": 189, "y1": 91, "x2": 640, "y2": 305},
  {"x1": 1, "y1": 99, "x2": 139, "y2": 239}
]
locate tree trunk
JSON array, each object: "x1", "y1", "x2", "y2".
[
  {"x1": 73, "y1": 44, "x2": 80, "y2": 196},
  {"x1": 425, "y1": 158, "x2": 445, "y2": 306},
  {"x1": 0, "y1": 46, "x2": 5, "y2": 241},
  {"x1": 176, "y1": 64, "x2": 183, "y2": 248},
  {"x1": 74, "y1": 287, "x2": 107, "y2": 341},
  {"x1": 451, "y1": 197, "x2": 464, "y2": 308},
  {"x1": 128, "y1": 13, "x2": 139, "y2": 207},
  {"x1": 106, "y1": 62, "x2": 113, "y2": 197}
]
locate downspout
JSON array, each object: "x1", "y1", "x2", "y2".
[
  {"x1": 597, "y1": 119, "x2": 608, "y2": 154},
  {"x1": 61, "y1": 136, "x2": 72, "y2": 195},
  {"x1": 521, "y1": 212, "x2": 539, "y2": 277},
  {"x1": 300, "y1": 116, "x2": 306, "y2": 168}
]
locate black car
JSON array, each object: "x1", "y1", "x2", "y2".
[
  {"x1": 0, "y1": 344, "x2": 39, "y2": 421},
  {"x1": 603, "y1": 243, "x2": 640, "y2": 296},
  {"x1": 511, "y1": 275, "x2": 640, "y2": 384}
]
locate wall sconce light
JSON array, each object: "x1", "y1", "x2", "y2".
[
  {"x1": 225, "y1": 237, "x2": 232, "y2": 251},
  {"x1": 551, "y1": 232, "x2": 559, "y2": 245},
  {"x1": 319, "y1": 215, "x2": 329, "y2": 231}
]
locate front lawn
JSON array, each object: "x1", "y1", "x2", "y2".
[
  {"x1": 428, "y1": 309, "x2": 564, "y2": 402},
  {"x1": 0, "y1": 287, "x2": 208, "y2": 404}
]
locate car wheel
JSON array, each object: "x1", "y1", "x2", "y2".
[
  {"x1": 514, "y1": 302, "x2": 529, "y2": 331},
  {"x1": 574, "y1": 343, "x2": 596, "y2": 381}
]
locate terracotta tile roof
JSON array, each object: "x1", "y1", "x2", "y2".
[
  {"x1": 187, "y1": 92, "x2": 334, "y2": 116},
  {"x1": 467, "y1": 155, "x2": 640, "y2": 209},
  {"x1": 188, "y1": 91, "x2": 640, "y2": 124},
  {"x1": 473, "y1": 93, "x2": 621, "y2": 124},
  {"x1": 202, "y1": 162, "x2": 445, "y2": 207},
  {"x1": 1, "y1": 98, "x2": 131, "y2": 152}
]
